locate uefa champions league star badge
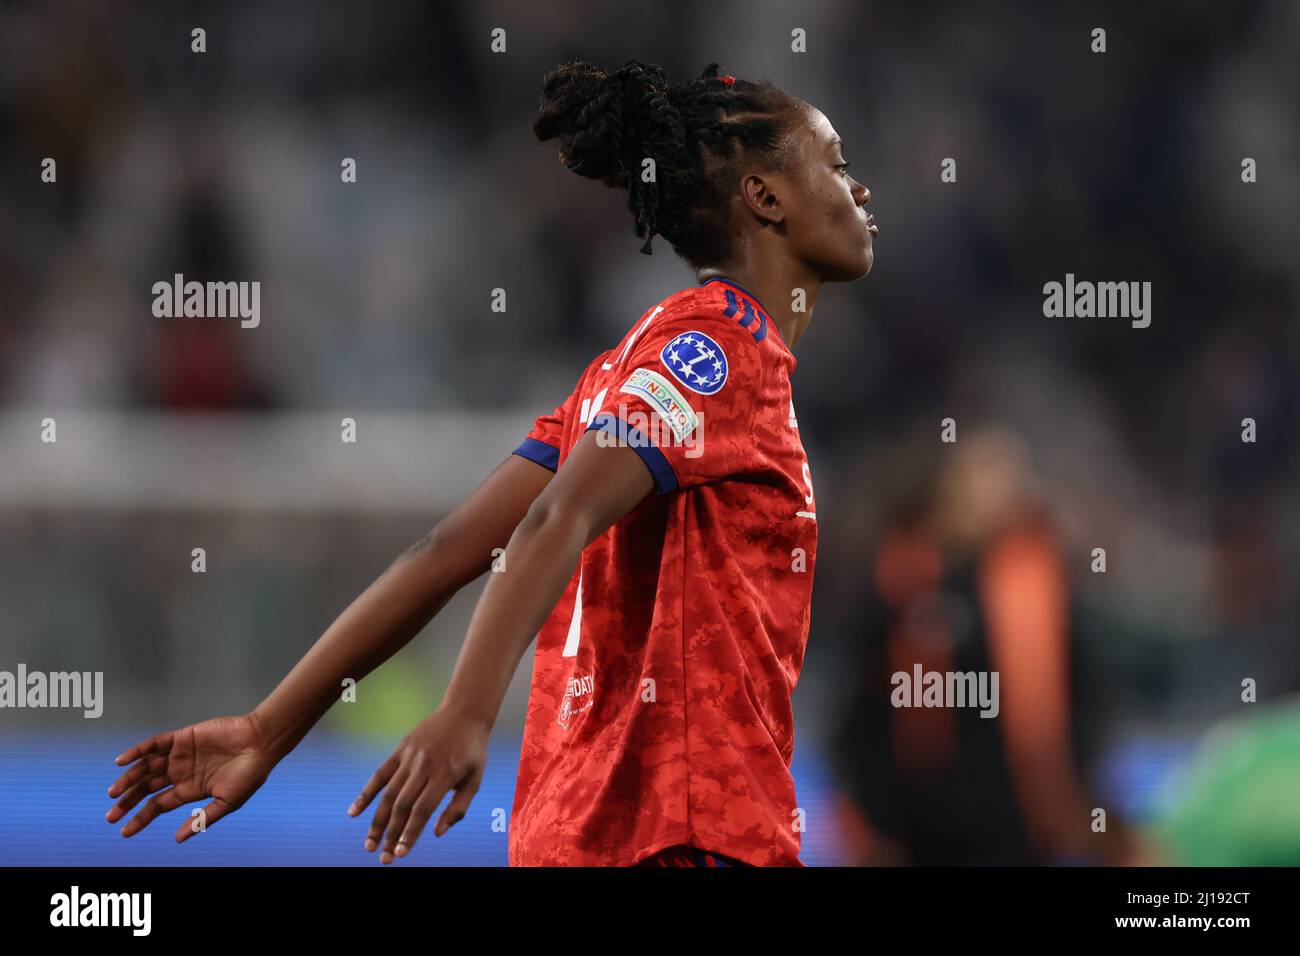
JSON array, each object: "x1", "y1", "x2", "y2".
[{"x1": 660, "y1": 330, "x2": 728, "y2": 395}]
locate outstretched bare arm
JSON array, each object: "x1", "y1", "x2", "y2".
[
  {"x1": 250, "y1": 453, "x2": 557, "y2": 760},
  {"x1": 107, "y1": 452, "x2": 555, "y2": 841}
]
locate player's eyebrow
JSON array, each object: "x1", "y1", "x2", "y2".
[{"x1": 827, "y1": 134, "x2": 844, "y2": 152}]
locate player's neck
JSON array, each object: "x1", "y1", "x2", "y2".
[{"x1": 695, "y1": 265, "x2": 820, "y2": 350}]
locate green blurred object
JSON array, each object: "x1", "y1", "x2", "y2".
[
  {"x1": 325, "y1": 653, "x2": 445, "y2": 738},
  {"x1": 1153, "y1": 696, "x2": 1300, "y2": 866}
]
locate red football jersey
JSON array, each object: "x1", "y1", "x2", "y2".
[{"x1": 507, "y1": 276, "x2": 817, "y2": 866}]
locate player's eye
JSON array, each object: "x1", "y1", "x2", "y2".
[{"x1": 834, "y1": 161, "x2": 851, "y2": 175}]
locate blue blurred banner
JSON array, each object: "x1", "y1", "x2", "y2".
[{"x1": 0, "y1": 731, "x2": 847, "y2": 866}]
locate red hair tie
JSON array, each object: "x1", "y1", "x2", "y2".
[{"x1": 721, "y1": 74, "x2": 735, "y2": 85}]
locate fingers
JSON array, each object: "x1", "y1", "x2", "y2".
[
  {"x1": 382, "y1": 770, "x2": 445, "y2": 863},
  {"x1": 114, "y1": 732, "x2": 173, "y2": 767},
  {"x1": 174, "y1": 796, "x2": 234, "y2": 844},
  {"x1": 389, "y1": 765, "x2": 483, "y2": 860},
  {"x1": 433, "y1": 770, "x2": 481, "y2": 839},
  {"x1": 353, "y1": 733, "x2": 486, "y2": 863},
  {"x1": 106, "y1": 772, "x2": 170, "y2": 824},
  {"x1": 391, "y1": 782, "x2": 444, "y2": 858},
  {"x1": 107, "y1": 754, "x2": 168, "y2": 801},
  {"x1": 119, "y1": 786, "x2": 188, "y2": 837},
  {"x1": 348, "y1": 750, "x2": 400, "y2": 818},
  {"x1": 363, "y1": 766, "x2": 410, "y2": 860}
]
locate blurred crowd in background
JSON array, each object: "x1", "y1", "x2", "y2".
[{"x1": 2, "y1": 0, "x2": 1298, "y2": 865}]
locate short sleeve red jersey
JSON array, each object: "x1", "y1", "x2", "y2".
[{"x1": 507, "y1": 277, "x2": 817, "y2": 866}]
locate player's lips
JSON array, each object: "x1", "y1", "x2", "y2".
[{"x1": 865, "y1": 213, "x2": 878, "y2": 236}]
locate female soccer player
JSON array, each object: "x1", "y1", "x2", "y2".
[{"x1": 106, "y1": 59, "x2": 876, "y2": 866}]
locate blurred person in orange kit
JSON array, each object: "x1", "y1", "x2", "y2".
[{"x1": 828, "y1": 427, "x2": 1142, "y2": 865}]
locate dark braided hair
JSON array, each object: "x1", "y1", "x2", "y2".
[{"x1": 533, "y1": 60, "x2": 805, "y2": 267}]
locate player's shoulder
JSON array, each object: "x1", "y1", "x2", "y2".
[
  {"x1": 624, "y1": 281, "x2": 773, "y2": 397},
  {"x1": 644, "y1": 279, "x2": 775, "y2": 354},
  {"x1": 655, "y1": 278, "x2": 754, "y2": 324}
]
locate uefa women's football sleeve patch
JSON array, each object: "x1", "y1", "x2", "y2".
[{"x1": 659, "y1": 330, "x2": 729, "y2": 395}]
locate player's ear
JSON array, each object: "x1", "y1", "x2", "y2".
[{"x1": 740, "y1": 172, "x2": 786, "y2": 227}]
